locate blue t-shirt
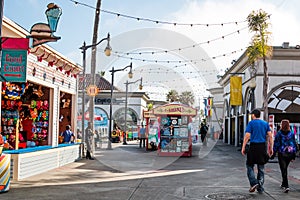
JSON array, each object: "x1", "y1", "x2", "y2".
[
  {"x1": 62, "y1": 130, "x2": 74, "y2": 143},
  {"x1": 245, "y1": 119, "x2": 271, "y2": 143}
]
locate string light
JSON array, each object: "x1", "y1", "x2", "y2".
[
  {"x1": 113, "y1": 27, "x2": 247, "y2": 56},
  {"x1": 69, "y1": 0, "x2": 247, "y2": 27},
  {"x1": 108, "y1": 47, "x2": 245, "y2": 64}
]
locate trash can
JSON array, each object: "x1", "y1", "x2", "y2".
[{"x1": 0, "y1": 153, "x2": 11, "y2": 193}]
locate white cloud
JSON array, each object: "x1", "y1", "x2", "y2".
[{"x1": 163, "y1": 0, "x2": 300, "y2": 72}]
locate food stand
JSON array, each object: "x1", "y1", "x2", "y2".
[{"x1": 152, "y1": 103, "x2": 197, "y2": 157}]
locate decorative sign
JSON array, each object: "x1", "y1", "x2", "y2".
[
  {"x1": 230, "y1": 76, "x2": 242, "y2": 106},
  {"x1": 86, "y1": 85, "x2": 99, "y2": 96},
  {"x1": 1, "y1": 49, "x2": 27, "y2": 82},
  {"x1": 143, "y1": 110, "x2": 155, "y2": 118},
  {"x1": 153, "y1": 104, "x2": 197, "y2": 116}
]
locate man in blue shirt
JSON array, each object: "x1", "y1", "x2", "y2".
[
  {"x1": 62, "y1": 125, "x2": 75, "y2": 144},
  {"x1": 241, "y1": 109, "x2": 273, "y2": 194},
  {"x1": 139, "y1": 125, "x2": 146, "y2": 148}
]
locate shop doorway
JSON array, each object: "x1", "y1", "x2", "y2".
[
  {"x1": 230, "y1": 117, "x2": 235, "y2": 145},
  {"x1": 224, "y1": 118, "x2": 228, "y2": 143}
]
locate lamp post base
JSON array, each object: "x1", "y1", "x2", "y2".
[{"x1": 106, "y1": 140, "x2": 112, "y2": 150}]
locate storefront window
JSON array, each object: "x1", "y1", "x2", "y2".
[{"x1": 1, "y1": 82, "x2": 50, "y2": 150}]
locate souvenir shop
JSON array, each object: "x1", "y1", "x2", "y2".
[
  {"x1": 0, "y1": 54, "x2": 80, "y2": 180},
  {"x1": 0, "y1": 17, "x2": 82, "y2": 180},
  {"x1": 151, "y1": 103, "x2": 197, "y2": 157}
]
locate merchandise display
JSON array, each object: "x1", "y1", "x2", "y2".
[
  {"x1": 1, "y1": 82, "x2": 50, "y2": 149},
  {"x1": 159, "y1": 116, "x2": 191, "y2": 156},
  {"x1": 152, "y1": 103, "x2": 197, "y2": 157}
]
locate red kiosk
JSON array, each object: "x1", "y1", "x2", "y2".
[{"x1": 152, "y1": 103, "x2": 197, "y2": 157}]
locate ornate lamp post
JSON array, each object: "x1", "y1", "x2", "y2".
[
  {"x1": 108, "y1": 63, "x2": 133, "y2": 149},
  {"x1": 79, "y1": 33, "x2": 111, "y2": 148},
  {"x1": 123, "y1": 78, "x2": 143, "y2": 145}
]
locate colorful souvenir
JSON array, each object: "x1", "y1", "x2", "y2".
[
  {"x1": 42, "y1": 111, "x2": 49, "y2": 120},
  {"x1": 43, "y1": 100, "x2": 49, "y2": 110},
  {"x1": 30, "y1": 108, "x2": 38, "y2": 121},
  {"x1": 31, "y1": 100, "x2": 36, "y2": 108},
  {"x1": 36, "y1": 101, "x2": 41, "y2": 110}
]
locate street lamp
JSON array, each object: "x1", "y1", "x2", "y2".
[
  {"x1": 123, "y1": 78, "x2": 143, "y2": 145},
  {"x1": 108, "y1": 63, "x2": 133, "y2": 149},
  {"x1": 79, "y1": 33, "x2": 111, "y2": 147}
]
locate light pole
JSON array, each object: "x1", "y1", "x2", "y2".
[
  {"x1": 79, "y1": 33, "x2": 111, "y2": 147},
  {"x1": 123, "y1": 78, "x2": 143, "y2": 145},
  {"x1": 108, "y1": 63, "x2": 133, "y2": 149}
]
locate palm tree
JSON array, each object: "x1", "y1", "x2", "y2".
[
  {"x1": 247, "y1": 9, "x2": 272, "y2": 120},
  {"x1": 166, "y1": 90, "x2": 179, "y2": 102},
  {"x1": 179, "y1": 91, "x2": 195, "y2": 106}
]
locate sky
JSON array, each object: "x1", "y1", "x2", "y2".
[{"x1": 3, "y1": 0, "x2": 300, "y2": 101}]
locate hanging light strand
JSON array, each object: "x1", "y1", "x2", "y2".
[
  {"x1": 70, "y1": 0, "x2": 246, "y2": 27},
  {"x1": 109, "y1": 47, "x2": 245, "y2": 64},
  {"x1": 113, "y1": 27, "x2": 247, "y2": 55}
]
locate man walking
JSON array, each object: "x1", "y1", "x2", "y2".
[
  {"x1": 199, "y1": 123, "x2": 208, "y2": 146},
  {"x1": 139, "y1": 125, "x2": 146, "y2": 148},
  {"x1": 85, "y1": 122, "x2": 95, "y2": 160},
  {"x1": 241, "y1": 109, "x2": 273, "y2": 194}
]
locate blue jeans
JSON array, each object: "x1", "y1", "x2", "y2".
[{"x1": 247, "y1": 164, "x2": 265, "y2": 192}]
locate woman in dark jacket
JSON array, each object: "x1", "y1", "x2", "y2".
[{"x1": 272, "y1": 119, "x2": 298, "y2": 193}]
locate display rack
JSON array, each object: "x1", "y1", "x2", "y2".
[{"x1": 152, "y1": 103, "x2": 197, "y2": 157}]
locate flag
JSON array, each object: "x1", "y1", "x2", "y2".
[
  {"x1": 204, "y1": 98, "x2": 213, "y2": 117},
  {"x1": 230, "y1": 76, "x2": 242, "y2": 106}
]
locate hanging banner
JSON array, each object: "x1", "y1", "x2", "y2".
[
  {"x1": 1, "y1": 49, "x2": 27, "y2": 82},
  {"x1": 204, "y1": 98, "x2": 213, "y2": 117},
  {"x1": 230, "y1": 76, "x2": 242, "y2": 106}
]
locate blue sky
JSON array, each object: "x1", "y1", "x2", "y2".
[
  {"x1": 4, "y1": 0, "x2": 300, "y2": 71},
  {"x1": 3, "y1": 0, "x2": 300, "y2": 101}
]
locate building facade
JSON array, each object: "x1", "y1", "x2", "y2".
[
  {"x1": 219, "y1": 43, "x2": 300, "y2": 146},
  {"x1": 78, "y1": 74, "x2": 150, "y2": 140},
  {"x1": 1, "y1": 17, "x2": 82, "y2": 180}
]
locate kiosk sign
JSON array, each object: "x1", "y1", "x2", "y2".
[{"x1": 1, "y1": 49, "x2": 27, "y2": 82}]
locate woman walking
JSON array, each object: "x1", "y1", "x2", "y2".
[{"x1": 271, "y1": 119, "x2": 298, "y2": 193}]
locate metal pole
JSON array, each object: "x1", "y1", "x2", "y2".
[
  {"x1": 123, "y1": 81, "x2": 129, "y2": 145},
  {"x1": 0, "y1": 0, "x2": 3, "y2": 38},
  {"x1": 107, "y1": 67, "x2": 114, "y2": 149},
  {"x1": 81, "y1": 42, "x2": 86, "y2": 155}
]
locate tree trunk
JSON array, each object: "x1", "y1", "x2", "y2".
[
  {"x1": 262, "y1": 58, "x2": 268, "y2": 121},
  {"x1": 89, "y1": 0, "x2": 102, "y2": 129}
]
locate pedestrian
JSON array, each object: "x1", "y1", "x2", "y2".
[
  {"x1": 241, "y1": 109, "x2": 273, "y2": 194},
  {"x1": 270, "y1": 119, "x2": 298, "y2": 193},
  {"x1": 200, "y1": 123, "x2": 208, "y2": 146},
  {"x1": 85, "y1": 122, "x2": 95, "y2": 160},
  {"x1": 139, "y1": 125, "x2": 146, "y2": 148},
  {"x1": 62, "y1": 125, "x2": 75, "y2": 144}
]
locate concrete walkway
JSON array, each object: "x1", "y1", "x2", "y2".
[{"x1": 2, "y1": 139, "x2": 300, "y2": 199}]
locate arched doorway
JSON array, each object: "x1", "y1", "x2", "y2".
[
  {"x1": 113, "y1": 108, "x2": 139, "y2": 140},
  {"x1": 267, "y1": 83, "x2": 300, "y2": 142}
]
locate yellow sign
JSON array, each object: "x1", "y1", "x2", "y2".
[
  {"x1": 153, "y1": 104, "x2": 197, "y2": 116},
  {"x1": 230, "y1": 76, "x2": 242, "y2": 106},
  {"x1": 86, "y1": 85, "x2": 99, "y2": 96}
]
